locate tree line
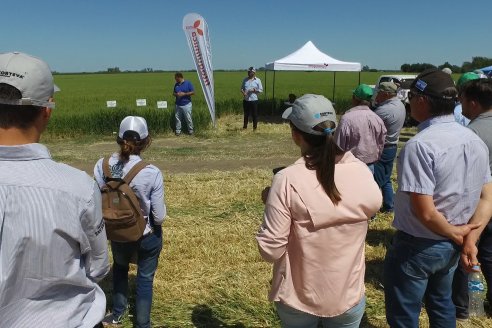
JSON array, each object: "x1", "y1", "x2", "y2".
[{"x1": 401, "y1": 57, "x2": 492, "y2": 73}]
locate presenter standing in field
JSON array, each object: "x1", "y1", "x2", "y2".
[
  {"x1": 257, "y1": 94, "x2": 381, "y2": 328},
  {"x1": 241, "y1": 66, "x2": 263, "y2": 130},
  {"x1": 173, "y1": 72, "x2": 195, "y2": 136}
]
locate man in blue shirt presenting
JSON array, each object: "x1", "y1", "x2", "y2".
[{"x1": 173, "y1": 72, "x2": 195, "y2": 136}]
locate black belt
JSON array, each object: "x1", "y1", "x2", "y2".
[{"x1": 384, "y1": 144, "x2": 397, "y2": 148}]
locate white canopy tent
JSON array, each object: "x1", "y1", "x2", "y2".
[{"x1": 264, "y1": 41, "x2": 362, "y2": 105}]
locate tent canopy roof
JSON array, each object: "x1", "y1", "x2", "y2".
[
  {"x1": 265, "y1": 41, "x2": 361, "y2": 72},
  {"x1": 480, "y1": 65, "x2": 492, "y2": 74}
]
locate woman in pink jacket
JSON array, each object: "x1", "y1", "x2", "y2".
[{"x1": 257, "y1": 94, "x2": 382, "y2": 328}]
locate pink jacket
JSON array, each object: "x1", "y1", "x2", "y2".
[{"x1": 256, "y1": 152, "x2": 381, "y2": 317}]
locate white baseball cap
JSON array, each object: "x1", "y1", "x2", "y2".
[
  {"x1": 119, "y1": 116, "x2": 149, "y2": 140},
  {"x1": 282, "y1": 94, "x2": 337, "y2": 136},
  {"x1": 0, "y1": 52, "x2": 58, "y2": 108}
]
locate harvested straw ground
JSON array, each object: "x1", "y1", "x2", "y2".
[{"x1": 46, "y1": 115, "x2": 492, "y2": 327}]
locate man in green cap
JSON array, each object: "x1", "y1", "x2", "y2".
[
  {"x1": 334, "y1": 84, "x2": 387, "y2": 173},
  {"x1": 454, "y1": 72, "x2": 481, "y2": 126}
]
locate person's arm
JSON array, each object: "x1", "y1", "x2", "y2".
[
  {"x1": 410, "y1": 193, "x2": 479, "y2": 245},
  {"x1": 256, "y1": 173, "x2": 291, "y2": 262},
  {"x1": 241, "y1": 79, "x2": 247, "y2": 96},
  {"x1": 461, "y1": 182, "x2": 492, "y2": 269},
  {"x1": 93, "y1": 158, "x2": 105, "y2": 188},
  {"x1": 187, "y1": 82, "x2": 195, "y2": 96},
  {"x1": 150, "y1": 169, "x2": 166, "y2": 226},
  {"x1": 81, "y1": 182, "x2": 110, "y2": 282},
  {"x1": 256, "y1": 79, "x2": 263, "y2": 94},
  {"x1": 377, "y1": 122, "x2": 387, "y2": 159},
  {"x1": 333, "y1": 118, "x2": 349, "y2": 151}
]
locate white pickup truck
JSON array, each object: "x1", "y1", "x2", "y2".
[{"x1": 369, "y1": 74, "x2": 417, "y2": 103}]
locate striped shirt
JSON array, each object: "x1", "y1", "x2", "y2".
[
  {"x1": 334, "y1": 105, "x2": 387, "y2": 164},
  {"x1": 393, "y1": 115, "x2": 492, "y2": 239},
  {"x1": 0, "y1": 143, "x2": 110, "y2": 328}
]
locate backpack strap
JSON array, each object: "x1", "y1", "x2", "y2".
[
  {"x1": 123, "y1": 160, "x2": 148, "y2": 184},
  {"x1": 102, "y1": 157, "x2": 112, "y2": 179}
]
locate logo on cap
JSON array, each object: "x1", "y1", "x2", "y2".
[
  {"x1": 415, "y1": 79, "x2": 427, "y2": 92},
  {"x1": 0, "y1": 71, "x2": 24, "y2": 79}
]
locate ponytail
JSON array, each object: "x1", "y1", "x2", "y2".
[
  {"x1": 291, "y1": 122, "x2": 343, "y2": 205},
  {"x1": 116, "y1": 134, "x2": 152, "y2": 161}
]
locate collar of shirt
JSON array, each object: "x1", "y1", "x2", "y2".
[
  {"x1": 0, "y1": 143, "x2": 51, "y2": 161},
  {"x1": 293, "y1": 151, "x2": 355, "y2": 166},
  {"x1": 417, "y1": 114, "x2": 455, "y2": 132},
  {"x1": 377, "y1": 96, "x2": 400, "y2": 107},
  {"x1": 346, "y1": 105, "x2": 371, "y2": 113},
  {"x1": 474, "y1": 110, "x2": 492, "y2": 121}
]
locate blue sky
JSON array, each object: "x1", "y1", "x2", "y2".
[{"x1": 4, "y1": 0, "x2": 491, "y2": 73}]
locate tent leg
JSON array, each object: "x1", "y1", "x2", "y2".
[
  {"x1": 272, "y1": 70, "x2": 276, "y2": 116},
  {"x1": 264, "y1": 70, "x2": 267, "y2": 100},
  {"x1": 358, "y1": 71, "x2": 361, "y2": 85},
  {"x1": 332, "y1": 72, "x2": 336, "y2": 103}
]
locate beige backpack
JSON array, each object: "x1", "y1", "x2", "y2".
[{"x1": 101, "y1": 157, "x2": 148, "y2": 242}]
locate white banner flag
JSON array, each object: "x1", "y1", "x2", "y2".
[{"x1": 183, "y1": 13, "x2": 215, "y2": 127}]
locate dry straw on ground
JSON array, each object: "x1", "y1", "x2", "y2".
[{"x1": 46, "y1": 115, "x2": 492, "y2": 327}]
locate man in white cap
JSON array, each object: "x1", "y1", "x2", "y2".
[
  {"x1": 241, "y1": 66, "x2": 263, "y2": 130},
  {"x1": 0, "y1": 52, "x2": 109, "y2": 327}
]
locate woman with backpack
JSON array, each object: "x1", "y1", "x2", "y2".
[
  {"x1": 256, "y1": 94, "x2": 382, "y2": 328},
  {"x1": 93, "y1": 116, "x2": 166, "y2": 328}
]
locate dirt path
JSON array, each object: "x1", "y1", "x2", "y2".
[
  {"x1": 71, "y1": 157, "x2": 297, "y2": 175},
  {"x1": 52, "y1": 133, "x2": 299, "y2": 175}
]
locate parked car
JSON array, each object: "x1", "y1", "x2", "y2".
[{"x1": 370, "y1": 74, "x2": 418, "y2": 127}]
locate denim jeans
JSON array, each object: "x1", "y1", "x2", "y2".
[
  {"x1": 111, "y1": 227, "x2": 163, "y2": 328},
  {"x1": 384, "y1": 231, "x2": 460, "y2": 328},
  {"x1": 175, "y1": 102, "x2": 193, "y2": 134},
  {"x1": 374, "y1": 145, "x2": 398, "y2": 212},
  {"x1": 275, "y1": 296, "x2": 365, "y2": 328}
]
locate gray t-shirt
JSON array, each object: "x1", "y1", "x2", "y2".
[
  {"x1": 374, "y1": 97, "x2": 406, "y2": 145},
  {"x1": 468, "y1": 111, "x2": 492, "y2": 173}
]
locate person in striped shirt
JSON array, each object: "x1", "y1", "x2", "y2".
[{"x1": 0, "y1": 52, "x2": 110, "y2": 328}]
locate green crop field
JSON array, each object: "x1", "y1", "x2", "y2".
[{"x1": 49, "y1": 71, "x2": 384, "y2": 137}]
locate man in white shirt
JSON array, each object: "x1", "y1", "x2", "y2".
[{"x1": 0, "y1": 52, "x2": 109, "y2": 328}]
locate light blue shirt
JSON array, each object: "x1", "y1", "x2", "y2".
[
  {"x1": 393, "y1": 115, "x2": 492, "y2": 240},
  {"x1": 241, "y1": 76, "x2": 263, "y2": 101},
  {"x1": 94, "y1": 154, "x2": 166, "y2": 235},
  {"x1": 0, "y1": 143, "x2": 109, "y2": 327},
  {"x1": 454, "y1": 104, "x2": 470, "y2": 126}
]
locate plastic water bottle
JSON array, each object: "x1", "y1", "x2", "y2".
[{"x1": 468, "y1": 265, "x2": 486, "y2": 317}]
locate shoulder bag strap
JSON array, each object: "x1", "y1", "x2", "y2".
[
  {"x1": 102, "y1": 157, "x2": 112, "y2": 179},
  {"x1": 123, "y1": 160, "x2": 148, "y2": 184}
]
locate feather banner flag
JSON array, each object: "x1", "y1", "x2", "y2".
[{"x1": 183, "y1": 13, "x2": 215, "y2": 127}]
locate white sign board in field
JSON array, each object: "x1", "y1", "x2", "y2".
[
  {"x1": 106, "y1": 100, "x2": 117, "y2": 108},
  {"x1": 136, "y1": 99, "x2": 147, "y2": 107},
  {"x1": 157, "y1": 101, "x2": 168, "y2": 109}
]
